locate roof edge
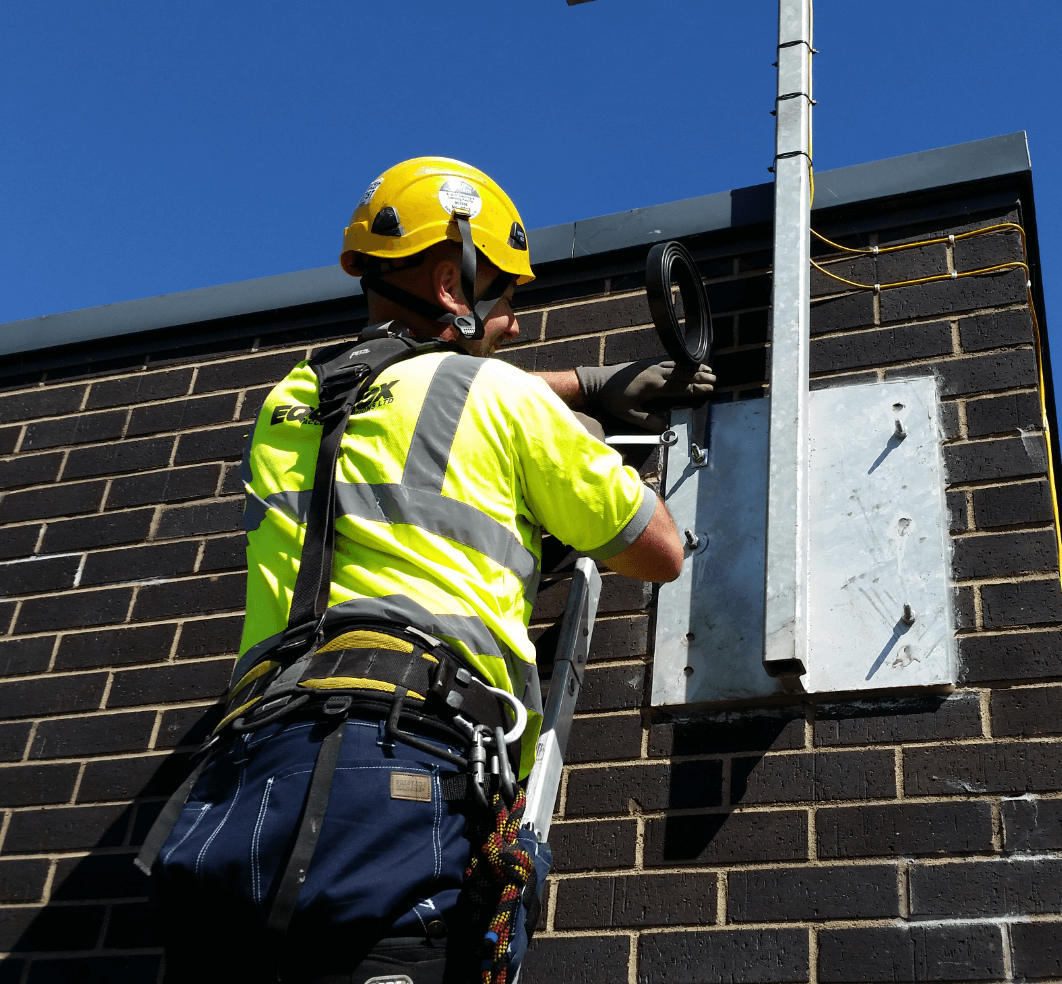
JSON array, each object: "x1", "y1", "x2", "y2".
[{"x1": 0, "y1": 132, "x2": 1031, "y2": 359}]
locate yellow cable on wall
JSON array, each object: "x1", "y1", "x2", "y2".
[{"x1": 809, "y1": 222, "x2": 1062, "y2": 585}]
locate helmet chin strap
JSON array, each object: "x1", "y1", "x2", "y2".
[{"x1": 359, "y1": 209, "x2": 512, "y2": 342}]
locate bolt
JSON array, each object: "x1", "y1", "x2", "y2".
[
  {"x1": 684, "y1": 529, "x2": 700, "y2": 550},
  {"x1": 690, "y1": 443, "x2": 706, "y2": 463},
  {"x1": 894, "y1": 419, "x2": 907, "y2": 440},
  {"x1": 901, "y1": 604, "x2": 916, "y2": 626}
]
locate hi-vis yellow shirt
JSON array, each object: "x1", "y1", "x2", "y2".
[{"x1": 236, "y1": 348, "x2": 653, "y2": 768}]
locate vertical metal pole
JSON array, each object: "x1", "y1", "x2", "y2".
[{"x1": 763, "y1": 0, "x2": 812, "y2": 682}]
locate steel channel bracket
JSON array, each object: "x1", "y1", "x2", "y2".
[{"x1": 522, "y1": 557, "x2": 601, "y2": 843}]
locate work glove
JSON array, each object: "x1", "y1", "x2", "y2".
[{"x1": 575, "y1": 359, "x2": 716, "y2": 433}]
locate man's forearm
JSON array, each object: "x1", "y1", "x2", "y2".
[{"x1": 532, "y1": 370, "x2": 585, "y2": 409}]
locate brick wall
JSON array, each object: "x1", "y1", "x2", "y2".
[{"x1": 0, "y1": 186, "x2": 1059, "y2": 983}]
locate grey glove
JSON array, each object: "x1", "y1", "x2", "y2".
[{"x1": 576, "y1": 359, "x2": 716, "y2": 433}]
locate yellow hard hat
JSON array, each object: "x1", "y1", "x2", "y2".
[{"x1": 341, "y1": 157, "x2": 534, "y2": 285}]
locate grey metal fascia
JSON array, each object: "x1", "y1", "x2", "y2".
[
  {"x1": 0, "y1": 132, "x2": 1033, "y2": 359},
  {"x1": 0, "y1": 264, "x2": 362, "y2": 360}
]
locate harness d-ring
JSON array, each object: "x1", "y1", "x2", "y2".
[{"x1": 483, "y1": 685, "x2": 527, "y2": 745}]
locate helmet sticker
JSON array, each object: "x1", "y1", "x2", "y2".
[
  {"x1": 438, "y1": 179, "x2": 482, "y2": 219},
  {"x1": 358, "y1": 178, "x2": 383, "y2": 208}
]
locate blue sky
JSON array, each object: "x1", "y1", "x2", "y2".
[{"x1": 2, "y1": 1, "x2": 1060, "y2": 380}]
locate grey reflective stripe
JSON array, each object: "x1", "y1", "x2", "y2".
[
  {"x1": 584, "y1": 485, "x2": 656, "y2": 560},
  {"x1": 246, "y1": 481, "x2": 540, "y2": 597},
  {"x1": 243, "y1": 489, "x2": 313, "y2": 534},
  {"x1": 401, "y1": 355, "x2": 485, "y2": 494},
  {"x1": 335, "y1": 483, "x2": 538, "y2": 592}
]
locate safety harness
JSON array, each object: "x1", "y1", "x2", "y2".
[{"x1": 136, "y1": 322, "x2": 539, "y2": 982}]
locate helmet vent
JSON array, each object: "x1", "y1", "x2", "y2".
[
  {"x1": 371, "y1": 206, "x2": 404, "y2": 238},
  {"x1": 507, "y1": 222, "x2": 527, "y2": 251}
]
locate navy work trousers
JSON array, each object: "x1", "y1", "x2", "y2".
[{"x1": 155, "y1": 715, "x2": 476, "y2": 983}]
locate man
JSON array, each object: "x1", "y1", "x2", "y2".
[{"x1": 151, "y1": 159, "x2": 710, "y2": 984}]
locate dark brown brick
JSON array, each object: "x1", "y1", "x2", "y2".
[
  {"x1": 0, "y1": 636, "x2": 53, "y2": 677},
  {"x1": 814, "y1": 694, "x2": 982, "y2": 746},
  {"x1": 953, "y1": 585, "x2": 977, "y2": 629},
  {"x1": 2, "y1": 804, "x2": 130, "y2": 853},
  {"x1": 0, "y1": 385, "x2": 85, "y2": 423},
  {"x1": 954, "y1": 229, "x2": 1024, "y2": 272},
  {"x1": 0, "y1": 424, "x2": 21, "y2": 455},
  {"x1": 737, "y1": 310, "x2": 768, "y2": 345},
  {"x1": 29, "y1": 711, "x2": 156, "y2": 760},
  {"x1": 981, "y1": 579, "x2": 1062, "y2": 628},
  {"x1": 15, "y1": 587, "x2": 132, "y2": 633},
  {"x1": 172, "y1": 422, "x2": 249, "y2": 465},
  {"x1": 876, "y1": 243, "x2": 949, "y2": 284},
  {"x1": 199, "y1": 534, "x2": 247, "y2": 572},
  {"x1": 944, "y1": 436, "x2": 1046, "y2": 484},
  {"x1": 811, "y1": 292, "x2": 875, "y2": 335},
  {"x1": 106, "y1": 463, "x2": 221, "y2": 509},
  {"x1": 639, "y1": 928, "x2": 809, "y2": 984},
  {"x1": 737, "y1": 251, "x2": 769, "y2": 273},
  {"x1": 939, "y1": 399, "x2": 961, "y2": 440},
  {"x1": 498, "y1": 337, "x2": 600, "y2": 374},
  {"x1": 730, "y1": 864, "x2": 899, "y2": 922},
  {"x1": 220, "y1": 462, "x2": 244, "y2": 495},
  {"x1": 156, "y1": 498, "x2": 243, "y2": 539},
  {"x1": 811, "y1": 321, "x2": 952, "y2": 374},
  {"x1": 194, "y1": 352, "x2": 302, "y2": 393},
  {"x1": 812, "y1": 256, "x2": 875, "y2": 297},
  {"x1": 51, "y1": 852, "x2": 147, "y2": 899},
  {"x1": 0, "y1": 554, "x2": 80, "y2": 596},
  {"x1": 566, "y1": 760, "x2": 722, "y2": 816},
  {"x1": 577, "y1": 663, "x2": 646, "y2": 712},
  {"x1": 954, "y1": 530, "x2": 1058, "y2": 579},
  {"x1": 0, "y1": 479, "x2": 106, "y2": 523},
  {"x1": 126, "y1": 392, "x2": 238, "y2": 437},
  {"x1": 946, "y1": 490, "x2": 968, "y2": 532},
  {"x1": 818, "y1": 924, "x2": 1003, "y2": 982},
  {"x1": 514, "y1": 278, "x2": 608, "y2": 310},
  {"x1": 1011, "y1": 922, "x2": 1062, "y2": 980},
  {"x1": 0, "y1": 763, "x2": 80, "y2": 806},
  {"x1": 176, "y1": 615, "x2": 243, "y2": 658},
  {"x1": 959, "y1": 309, "x2": 1035, "y2": 353},
  {"x1": 54, "y1": 623, "x2": 177, "y2": 670},
  {"x1": 880, "y1": 267, "x2": 1027, "y2": 324},
  {"x1": 589, "y1": 615, "x2": 649, "y2": 661},
  {"x1": 77, "y1": 750, "x2": 193, "y2": 801},
  {"x1": 156, "y1": 703, "x2": 225, "y2": 748},
  {"x1": 911, "y1": 858, "x2": 1062, "y2": 918},
  {"x1": 546, "y1": 294, "x2": 651, "y2": 339},
  {"x1": 0, "y1": 522, "x2": 42, "y2": 560},
  {"x1": 0, "y1": 451, "x2": 64, "y2": 490},
  {"x1": 992, "y1": 686, "x2": 1062, "y2": 737},
  {"x1": 644, "y1": 810, "x2": 807, "y2": 867},
  {"x1": 40, "y1": 507, "x2": 154, "y2": 553},
  {"x1": 63, "y1": 436, "x2": 174, "y2": 480},
  {"x1": 0, "y1": 672, "x2": 108, "y2": 720},
  {"x1": 818, "y1": 802, "x2": 994, "y2": 859},
  {"x1": 888, "y1": 348, "x2": 1038, "y2": 398},
  {"x1": 566, "y1": 714, "x2": 642, "y2": 764},
  {"x1": 905, "y1": 741, "x2": 1062, "y2": 796},
  {"x1": 973, "y1": 480, "x2": 1054, "y2": 529},
  {"x1": 240, "y1": 385, "x2": 274, "y2": 421},
  {"x1": 521, "y1": 935, "x2": 629, "y2": 984},
  {"x1": 601, "y1": 327, "x2": 669, "y2": 364},
  {"x1": 107, "y1": 659, "x2": 233, "y2": 707},
  {"x1": 960, "y1": 629, "x2": 1062, "y2": 683},
  {"x1": 555, "y1": 872, "x2": 717, "y2": 929},
  {"x1": 131, "y1": 572, "x2": 246, "y2": 622},
  {"x1": 712, "y1": 347, "x2": 768, "y2": 389},
  {"x1": 0, "y1": 904, "x2": 105, "y2": 952},
  {"x1": 650, "y1": 713, "x2": 805, "y2": 757},
  {"x1": 0, "y1": 859, "x2": 50, "y2": 903},
  {"x1": 707, "y1": 275, "x2": 771, "y2": 314},
  {"x1": 732, "y1": 750, "x2": 895, "y2": 804},
  {"x1": 86, "y1": 368, "x2": 193, "y2": 409},
  {"x1": 79, "y1": 540, "x2": 201, "y2": 588},
  {"x1": 966, "y1": 392, "x2": 1041, "y2": 438},
  {"x1": 1002, "y1": 797, "x2": 1062, "y2": 852},
  {"x1": 21, "y1": 410, "x2": 126, "y2": 451},
  {"x1": 549, "y1": 819, "x2": 637, "y2": 872},
  {"x1": 104, "y1": 900, "x2": 163, "y2": 948},
  {"x1": 0, "y1": 721, "x2": 32, "y2": 761}
]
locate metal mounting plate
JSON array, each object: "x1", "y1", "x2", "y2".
[{"x1": 651, "y1": 378, "x2": 955, "y2": 707}]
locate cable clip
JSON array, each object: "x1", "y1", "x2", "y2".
[
  {"x1": 950, "y1": 270, "x2": 958, "y2": 279},
  {"x1": 948, "y1": 234, "x2": 956, "y2": 245},
  {"x1": 873, "y1": 284, "x2": 881, "y2": 295},
  {"x1": 872, "y1": 246, "x2": 879, "y2": 256}
]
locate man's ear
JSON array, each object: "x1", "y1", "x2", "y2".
[{"x1": 433, "y1": 258, "x2": 465, "y2": 316}]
